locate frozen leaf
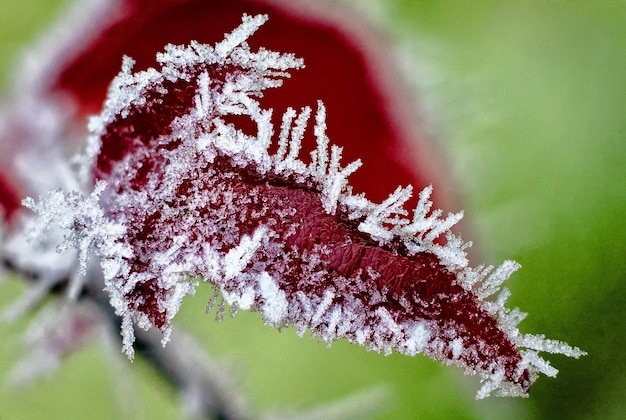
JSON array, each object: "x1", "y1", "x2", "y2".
[{"x1": 25, "y1": 15, "x2": 584, "y2": 398}]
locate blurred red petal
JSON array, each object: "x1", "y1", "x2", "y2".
[
  {"x1": 50, "y1": 0, "x2": 450, "y2": 208},
  {"x1": 0, "y1": 172, "x2": 21, "y2": 221}
]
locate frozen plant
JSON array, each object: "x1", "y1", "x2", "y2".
[{"x1": 0, "y1": 1, "x2": 584, "y2": 418}]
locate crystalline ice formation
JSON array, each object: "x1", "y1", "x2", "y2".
[{"x1": 23, "y1": 14, "x2": 584, "y2": 398}]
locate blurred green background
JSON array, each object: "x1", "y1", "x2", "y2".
[{"x1": 1, "y1": 0, "x2": 624, "y2": 419}]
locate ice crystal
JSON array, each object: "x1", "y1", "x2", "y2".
[{"x1": 23, "y1": 14, "x2": 584, "y2": 398}]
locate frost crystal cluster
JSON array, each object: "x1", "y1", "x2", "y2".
[{"x1": 21, "y1": 15, "x2": 584, "y2": 398}]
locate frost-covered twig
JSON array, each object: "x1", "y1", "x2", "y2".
[
  {"x1": 2, "y1": 255, "x2": 385, "y2": 420},
  {"x1": 0, "y1": 253, "x2": 252, "y2": 419}
]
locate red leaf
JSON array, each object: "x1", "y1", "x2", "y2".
[
  {"x1": 0, "y1": 0, "x2": 586, "y2": 403},
  {"x1": 66, "y1": 16, "x2": 582, "y2": 398}
]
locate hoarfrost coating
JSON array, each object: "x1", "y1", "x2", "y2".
[{"x1": 21, "y1": 15, "x2": 584, "y2": 398}]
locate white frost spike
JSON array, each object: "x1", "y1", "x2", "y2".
[
  {"x1": 274, "y1": 106, "x2": 311, "y2": 176},
  {"x1": 477, "y1": 260, "x2": 520, "y2": 300},
  {"x1": 412, "y1": 184, "x2": 435, "y2": 227},
  {"x1": 276, "y1": 107, "x2": 297, "y2": 162},
  {"x1": 258, "y1": 272, "x2": 288, "y2": 325},
  {"x1": 312, "y1": 290, "x2": 335, "y2": 329},
  {"x1": 311, "y1": 101, "x2": 330, "y2": 178},
  {"x1": 214, "y1": 14, "x2": 268, "y2": 58},
  {"x1": 520, "y1": 350, "x2": 558, "y2": 378},
  {"x1": 476, "y1": 369, "x2": 506, "y2": 400},
  {"x1": 519, "y1": 334, "x2": 586, "y2": 358},
  {"x1": 121, "y1": 315, "x2": 136, "y2": 359},
  {"x1": 223, "y1": 227, "x2": 266, "y2": 281},
  {"x1": 286, "y1": 107, "x2": 311, "y2": 164},
  {"x1": 322, "y1": 145, "x2": 361, "y2": 215},
  {"x1": 358, "y1": 186, "x2": 412, "y2": 243},
  {"x1": 194, "y1": 71, "x2": 213, "y2": 120},
  {"x1": 407, "y1": 185, "x2": 464, "y2": 245}
]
